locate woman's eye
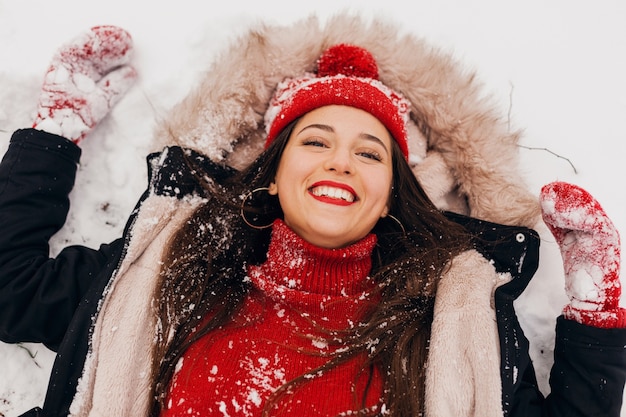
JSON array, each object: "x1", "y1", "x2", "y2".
[
  {"x1": 358, "y1": 151, "x2": 383, "y2": 162},
  {"x1": 303, "y1": 139, "x2": 327, "y2": 148}
]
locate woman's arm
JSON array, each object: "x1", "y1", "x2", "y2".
[
  {"x1": 0, "y1": 129, "x2": 123, "y2": 349},
  {"x1": 545, "y1": 317, "x2": 626, "y2": 416}
]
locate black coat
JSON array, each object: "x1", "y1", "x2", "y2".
[{"x1": 1, "y1": 129, "x2": 625, "y2": 417}]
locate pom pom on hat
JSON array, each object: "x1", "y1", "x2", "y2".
[
  {"x1": 317, "y1": 44, "x2": 379, "y2": 79},
  {"x1": 264, "y1": 44, "x2": 411, "y2": 159}
]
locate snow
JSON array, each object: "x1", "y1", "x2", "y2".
[{"x1": 0, "y1": 0, "x2": 625, "y2": 415}]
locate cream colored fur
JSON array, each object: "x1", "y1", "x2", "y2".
[
  {"x1": 426, "y1": 250, "x2": 509, "y2": 417},
  {"x1": 69, "y1": 195, "x2": 204, "y2": 417},
  {"x1": 153, "y1": 13, "x2": 540, "y2": 228}
]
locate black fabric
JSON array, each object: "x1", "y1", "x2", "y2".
[
  {"x1": 1, "y1": 129, "x2": 625, "y2": 417},
  {"x1": 18, "y1": 407, "x2": 42, "y2": 417},
  {"x1": 546, "y1": 317, "x2": 626, "y2": 416},
  {"x1": 0, "y1": 130, "x2": 123, "y2": 350},
  {"x1": 504, "y1": 317, "x2": 626, "y2": 417},
  {"x1": 145, "y1": 146, "x2": 236, "y2": 199},
  {"x1": 0, "y1": 129, "x2": 127, "y2": 417}
]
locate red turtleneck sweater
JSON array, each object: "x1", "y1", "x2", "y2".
[{"x1": 162, "y1": 220, "x2": 384, "y2": 417}]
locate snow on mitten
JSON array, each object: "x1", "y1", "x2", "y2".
[
  {"x1": 540, "y1": 181, "x2": 625, "y2": 328},
  {"x1": 32, "y1": 25, "x2": 137, "y2": 144}
]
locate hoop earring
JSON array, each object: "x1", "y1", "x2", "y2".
[
  {"x1": 386, "y1": 214, "x2": 406, "y2": 237},
  {"x1": 240, "y1": 187, "x2": 274, "y2": 230}
]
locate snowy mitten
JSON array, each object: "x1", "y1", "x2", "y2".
[
  {"x1": 32, "y1": 25, "x2": 137, "y2": 144},
  {"x1": 540, "y1": 181, "x2": 625, "y2": 328}
]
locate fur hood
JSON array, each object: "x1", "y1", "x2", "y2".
[{"x1": 153, "y1": 13, "x2": 540, "y2": 228}]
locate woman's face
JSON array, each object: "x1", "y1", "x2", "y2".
[{"x1": 269, "y1": 105, "x2": 394, "y2": 248}]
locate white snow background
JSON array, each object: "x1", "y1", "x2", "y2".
[{"x1": 0, "y1": 0, "x2": 625, "y2": 415}]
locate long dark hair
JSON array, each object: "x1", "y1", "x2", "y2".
[{"x1": 149, "y1": 119, "x2": 472, "y2": 416}]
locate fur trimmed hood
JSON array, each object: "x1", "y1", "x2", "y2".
[{"x1": 153, "y1": 13, "x2": 540, "y2": 228}]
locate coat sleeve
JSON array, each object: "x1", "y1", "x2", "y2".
[
  {"x1": 0, "y1": 129, "x2": 123, "y2": 350},
  {"x1": 508, "y1": 316, "x2": 626, "y2": 417},
  {"x1": 543, "y1": 317, "x2": 626, "y2": 417}
]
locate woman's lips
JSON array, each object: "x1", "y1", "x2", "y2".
[{"x1": 309, "y1": 181, "x2": 357, "y2": 206}]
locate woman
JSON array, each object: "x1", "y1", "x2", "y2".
[{"x1": 1, "y1": 18, "x2": 625, "y2": 417}]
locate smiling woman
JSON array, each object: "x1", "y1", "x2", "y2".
[
  {"x1": 269, "y1": 105, "x2": 394, "y2": 249},
  {"x1": 0, "y1": 15, "x2": 625, "y2": 417}
]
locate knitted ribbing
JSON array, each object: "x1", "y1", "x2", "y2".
[{"x1": 162, "y1": 220, "x2": 383, "y2": 417}]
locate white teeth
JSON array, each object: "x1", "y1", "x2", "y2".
[{"x1": 311, "y1": 185, "x2": 355, "y2": 202}]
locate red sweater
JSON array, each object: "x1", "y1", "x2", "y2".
[{"x1": 162, "y1": 220, "x2": 384, "y2": 416}]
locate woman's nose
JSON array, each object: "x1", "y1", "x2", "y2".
[{"x1": 324, "y1": 148, "x2": 353, "y2": 174}]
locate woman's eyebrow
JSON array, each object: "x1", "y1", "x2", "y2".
[{"x1": 296, "y1": 123, "x2": 334, "y2": 135}]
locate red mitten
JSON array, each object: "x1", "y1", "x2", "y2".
[
  {"x1": 32, "y1": 25, "x2": 137, "y2": 144},
  {"x1": 540, "y1": 181, "x2": 625, "y2": 328}
]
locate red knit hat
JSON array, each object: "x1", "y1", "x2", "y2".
[{"x1": 264, "y1": 44, "x2": 411, "y2": 160}]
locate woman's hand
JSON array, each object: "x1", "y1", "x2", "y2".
[
  {"x1": 32, "y1": 25, "x2": 137, "y2": 144},
  {"x1": 540, "y1": 181, "x2": 625, "y2": 328}
]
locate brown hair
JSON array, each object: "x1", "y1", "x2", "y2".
[{"x1": 149, "y1": 119, "x2": 471, "y2": 416}]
